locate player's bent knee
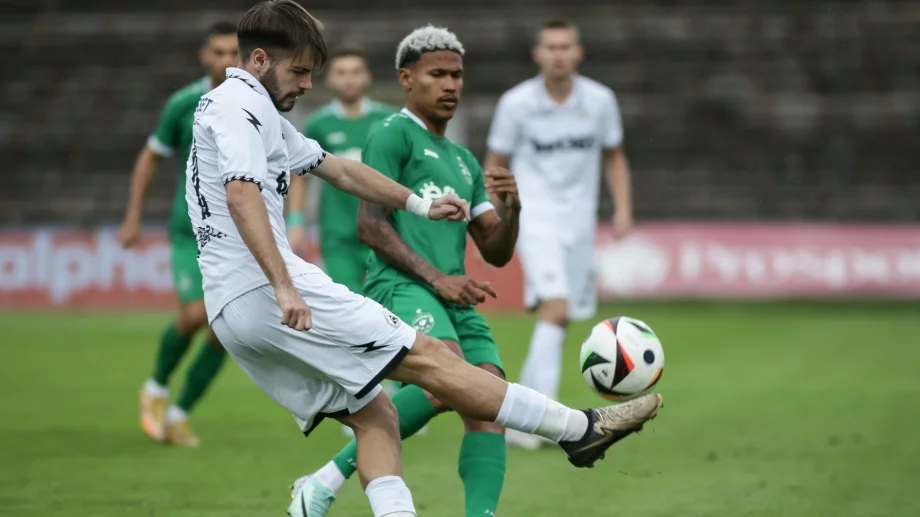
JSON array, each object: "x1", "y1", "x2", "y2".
[
  {"x1": 341, "y1": 390, "x2": 399, "y2": 434},
  {"x1": 176, "y1": 301, "x2": 209, "y2": 335},
  {"x1": 389, "y1": 334, "x2": 460, "y2": 387}
]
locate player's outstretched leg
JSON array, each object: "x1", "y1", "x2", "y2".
[
  {"x1": 392, "y1": 335, "x2": 662, "y2": 468},
  {"x1": 288, "y1": 391, "x2": 416, "y2": 517}
]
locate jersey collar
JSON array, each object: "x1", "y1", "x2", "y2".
[
  {"x1": 225, "y1": 67, "x2": 272, "y2": 101},
  {"x1": 537, "y1": 74, "x2": 582, "y2": 111},
  {"x1": 400, "y1": 107, "x2": 427, "y2": 129},
  {"x1": 331, "y1": 97, "x2": 372, "y2": 118}
]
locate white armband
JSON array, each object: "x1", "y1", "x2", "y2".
[{"x1": 406, "y1": 193, "x2": 433, "y2": 219}]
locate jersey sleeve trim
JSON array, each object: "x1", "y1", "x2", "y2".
[
  {"x1": 147, "y1": 135, "x2": 175, "y2": 157},
  {"x1": 293, "y1": 151, "x2": 327, "y2": 176},
  {"x1": 223, "y1": 174, "x2": 264, "y2": 191},
  {"x1": 471, "y1": 201, "x2": 495, "y2": 219}
]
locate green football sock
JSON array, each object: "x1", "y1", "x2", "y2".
[
  {"x1": 152, "y1": 323, "x2": 193, "y2": 386},
  {"x1": 458, "y1": 431, "x2": 506, "y2": 517},
  {"x1": 176, "y1": 339, "x2": 226, "y2": 413},
  {"x1": 331, "y1": 384, "x2": 437, "y2": 478}
]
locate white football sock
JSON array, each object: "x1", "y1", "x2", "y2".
[
  {"x1": 519, "y1": 321, "x2": 565, "y2": 400},
  {"x1": 315, "y1": 460, "x2": 347, "y2": 493},
  {"x1": 365, "y1": 476, "x2": 416, "y2": 517},
  {"x1": 166, "y1": 405, "x2": 187, "y2": 423},
  {"x1": 144, "y1": 378, "x2": 169, "y2": 398},
  {"x1": 495, "y1": 383, "x2": 588, "y2": 443}
]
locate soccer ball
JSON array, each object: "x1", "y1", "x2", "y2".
[{"x1": 580, "y1": 316, "x2": 664, "y2": 399}]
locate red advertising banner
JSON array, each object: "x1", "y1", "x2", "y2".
[{"x1": 1, "y1": 224, "x2": 918, "y2": 310}]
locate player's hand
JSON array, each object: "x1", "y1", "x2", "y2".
[
  {"x1": 275, "y1": 284, "x2": 312, "y2": 331},
  {"x1": 118, "y1": 217, "x2": 142, "y2": 248},
  {"x1": 613, "y1": 210, "x2": 633, "y2": 240},
  {"x1": 428, "y1": 193, "x2": 470, "y2": 222},
  {"x1": 432, "y1": 275, "x2": 498, "y2": 307},
  {"x1": 485, "y1": 167, "x2": 521, "y2": 212}
]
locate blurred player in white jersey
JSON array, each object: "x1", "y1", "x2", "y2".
[
  {"x1": 485, "y1": 20, "x2": 635, "y2": 449},
  {"x1": 189, "y1": 3, "x2": 658, "y2": 515}
]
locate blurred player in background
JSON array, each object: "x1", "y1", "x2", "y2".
[
  {"x1": 285, "y1": 46, "x2": 406, "y2": 439},
  {"x1": 292, "y1": 25, "x2": 522, "y2": 517},
  {"x1": 287, "y1": 45, "x2": 394, "y2": 294},
  {"x1": 118, "y1": 21, "x2": 239, "y2": 448},
  {"x1": 485, "y1": 20, "x2": 635, "y2": 449}
]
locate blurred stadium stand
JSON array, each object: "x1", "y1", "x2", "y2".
[{"x1": 1, "y1": 0, "x2": 918, "y2": 226}]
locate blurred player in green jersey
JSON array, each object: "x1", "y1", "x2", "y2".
[
  {"x1": 118, "y1": 21, "x2": 238, "y2": 448},
  {"x1": 290, "y1": 25, "x2": 522, "y2": 517},
  {"x1": 286, "y1": 46, "x2": 395, "y2": 294}
]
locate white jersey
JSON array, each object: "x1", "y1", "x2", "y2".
[
  {"x1": 186, "y1": 67, "x2": 327, "y2": 322},
  {"x1": 487, "y1": 75, "x2": 623, "y2": 240}
]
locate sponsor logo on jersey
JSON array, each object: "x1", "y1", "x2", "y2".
[
  {"x1": 530, "y1": 135, "x2": 596, "y2": 153},
  {"x1": 418, "y1": 182, "x2": 458, "y2": 202},
  {"x1": 383, "y1": 310, "x2": 400, "y2": 328},
  {"x1": 424, "y1": 149, "x2": 440, "y2": 159},
  {"x1": 412, "y1": 309, "x2": 435, "y2": 334}
]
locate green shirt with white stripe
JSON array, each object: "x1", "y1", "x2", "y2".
[
  {"x1": 362, "y1": 108, "x2": 494, "y2": 293},
  {"x1": 147, "y1": 77, "x2": 211, "y2": 239},
  {"x1": 304, "y1": 98, "x2": 395, "y2": 248}
]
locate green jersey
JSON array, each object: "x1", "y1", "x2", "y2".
[
  {"x1": 147, "y1": 77, "x2": 211, "y2": 237},
  {"x1": 363, "y1": 108, "x2": 493, "y2": 294},
  {"x1": 305, "y1": 98, "x2": 395, "y2": 247}
]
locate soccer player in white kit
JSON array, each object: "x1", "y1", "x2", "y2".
[
  {"x1": 189, "y1": 4, "x2": 659, "y2": 516},
  {"x1": 485, "y1": 20, "x2": 636, "y2": 450}
]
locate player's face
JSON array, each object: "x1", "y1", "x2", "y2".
[
  {"x1": 200, "y1": 34, "x2": 240, "y2": 82},
  {"x1": 402, "y1": 51, "x2": 463, "y2": 123},
  {"x1": 255, "y1": 50, "x2": 315, "y2": 113},
  {"x1": 325, "y1": 55, "x2": 371, "y2": 103},
  {"x1": 534, "y1": 28, "x2": 583, "y2": 80}
]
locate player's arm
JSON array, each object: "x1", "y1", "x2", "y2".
[
  {"x1": 283, "y1": 118, "x2": 468, "y2": 221},
  {"x1": 216, "y1": 107, "x2": 310, "y2": 330},
  {"x1": 468, "y1": 164, "x2": 521, "y2": 267},
  {"x1": 601, "y1": 91, "x2": 633, "y2": 239},
  {"x1": 119, "y1": 96, "x2": 182, "y2": 248},
  {"x1": 284, "y1": 122, "x2": 320, "y2": 244}
]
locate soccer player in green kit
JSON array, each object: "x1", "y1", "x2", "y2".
[
  {"x1": 287, "y1": 46, "x2": 395, "y2": 295},
  {"x1": 118, "y1": 21, "x2": 238, "y2": 448},
  {"x1": 291, "y1": 25, "x2": 522, "y2": 517}
]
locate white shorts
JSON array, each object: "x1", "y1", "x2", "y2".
[
  {"x1": 517, "y1": 232, "x2": 597, "y2": 321},
  {"x1": 211, "y1": 272, "x2": 417, "y2": 436}
]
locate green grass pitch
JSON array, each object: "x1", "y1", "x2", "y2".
[{"x1": 1, "y1": 301, "x2": 918, "y2": 517}]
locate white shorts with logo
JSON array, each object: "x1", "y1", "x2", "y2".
[
  {"x1": 211, "y1": 272, "x2": 417, "y2": 436},
  {"x1": 517, "y1": 231, "x2": 597, "y2": 321}
]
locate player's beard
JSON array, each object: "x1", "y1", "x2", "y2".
[{"x1": 260, "y1": 64, "x2": 295, "y2": 113}]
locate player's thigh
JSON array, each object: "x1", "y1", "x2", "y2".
[
  {"x1": 564, "y1": 236, "x2": 598, "y2": 321},
  {"x1": 517, "y1": 234, "x2": 570, "y2": 309},
  {"x1": 449, "y1": 307, "x2": 505, "y2": 377},
  {"x1": 321, "y1": 243, "x2": 367, "y2": 294}
]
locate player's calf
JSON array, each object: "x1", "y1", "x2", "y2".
[{"x1": 336, "y1": 391, "x2": 402, "y2": 489}]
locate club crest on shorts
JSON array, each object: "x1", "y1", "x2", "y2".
[{"x1": 412, "y1": 309, "x2": 435, "y2": 334}]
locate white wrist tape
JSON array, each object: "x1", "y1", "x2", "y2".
[{"x1": 406, "y1": 193, "x2": 433, "y2": 219}]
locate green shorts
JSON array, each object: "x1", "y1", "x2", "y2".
[
  {"x1": 170, "y1": 232, "x2": 204, "y2": 302},
  {"x1": 321, "y1": 242, "x2": 368, "y2": 294},
  {"x1": 371, "y1": 282, "x2": 504, "y2": 373}
]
